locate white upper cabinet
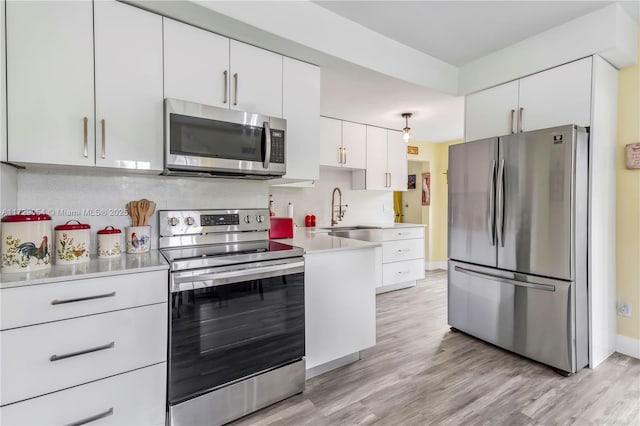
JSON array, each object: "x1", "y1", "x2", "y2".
[
  {"x1": 230, "y1": 40, "x2": 282, "y2": 118},
  {"x1": 465, "y1": 57, "x2": 593, "y2": 141},
  {"x1": 6, "y1": 1, "x2": 95, "y2": 166},
  {"x1": 163, "y1": 18, "x2": 230, "y2": 108},
  {"x1": 362, "y1": 126, "x2": 388, "y2": 190},
  {"x1": 320, "y1": 117, "x2": 343, "y2": 167},
  {"x1": 341, "y1": 122, "x2": 367, "y2": 169},
  {"x1": 94, "y1": 1, "x2": 163, "y2": 171},
  {"x1": 281, "y1": 57, "x2": 320, "y2": 181},
  {"x1": 387, "y1": 130, "x2": 407, "y2": 191},
  {"x1": 518, "y1": 57, "x2": 592, "y2": 132},
  {"x1": 465, "y1": 80, "x2": 519, "y2": 141}
]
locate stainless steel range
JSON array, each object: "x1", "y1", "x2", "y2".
[{"x1": 159, "y1": 209, "x2": 305, "y2": 426}]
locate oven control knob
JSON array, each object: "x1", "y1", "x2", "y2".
[
  {"x1": 256, "y1": 215, "x2": 264, "y2": 223},
  {"x1": 168, "y1": 217, "x2": 180, "y2": 226},
  {"x1": 244, "y1": 215, "x2": 252, "y2": 224},
  {"x1": 185, "y1": 217, "x2": 195, "y2": 226}
]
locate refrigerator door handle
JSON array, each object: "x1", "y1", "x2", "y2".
[
  {"x1": 496, "y1": 158, "x2": 505, "y2": 247},
  {"x1": 454, "y1": 266, "x2": 556, "y2": 292},
  {"x1": 488, "y1": 160, "x2": 497, "y2": 246}
]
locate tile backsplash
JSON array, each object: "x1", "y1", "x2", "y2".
[{"x1": 13, "y1": 169, "x2": 269, "y2": 251}]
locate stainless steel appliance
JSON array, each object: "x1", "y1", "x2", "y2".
[
  {"x1": 448, "y1": 124, "x2": 589, "y2": 374},
  {"x1": 159, "y1": 209, "x2": 305, "y2": 425},
  {"x1": 163, "y1": 98, "x2": 286, "y2": 179}
]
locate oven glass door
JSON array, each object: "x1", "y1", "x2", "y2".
[
  {"x1": 169, "y1": 113, "x2": 266, "y2": 162},
  {"x1": 169, "y1": 267, "x2": 305, "y2": 405}
]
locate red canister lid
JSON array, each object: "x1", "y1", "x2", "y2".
[
  {"x1": 1, "y1": 213, "x2": 52, "y2": 222},
  {"x1": 97, "y1": 226, "x2": 121, "y2": 235},
  {"x1": 55, "y1": 220, "x2": 90, "y2": 230}
]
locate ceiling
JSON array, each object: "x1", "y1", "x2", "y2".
[{"x1": 314, "y1": 1, "x2": 639, "y2": 142}]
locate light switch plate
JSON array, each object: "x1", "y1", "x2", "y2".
[{"x1": 617, "y1": 301, "x2": 632, "y2": 318}]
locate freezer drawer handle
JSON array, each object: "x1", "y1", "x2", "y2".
[
  {"x1": 51, "y1": 291, "x2": 116, "y2": 305},
  {"x1": 64, "y1": 407, "x2": 114, "y2": 426},
  {"x1": 454, "y1": 266, "x2": 555, "y2": 292},
  {"x1": 50, "y1": 342, "x2": 115, "y2": 362}
]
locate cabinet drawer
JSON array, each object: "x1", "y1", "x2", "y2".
[
  {"x1": 0, "y1": 363, "x2": 166, "y2": 425},
  {"x1": 382, "y1": 227, "x2": 424, "y2": 241},
  {"x1": 383, "y1": 239, "x2": 424, "y2": 263},
  {"x1": 1, "y1": 303, "x2": 167, "y2": 405},
  {"x1": 1, "y1": 270, "x2": 168, "y2": 330},
  {"x1": 383, "y1": 259, "x2": 425, "y2": 286}
]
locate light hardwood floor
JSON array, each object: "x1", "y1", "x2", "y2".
[{"x1": 232, "y1": 270, "x2": 640, "y2": 426}]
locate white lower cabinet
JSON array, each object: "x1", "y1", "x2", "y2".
[
  {"x1": 377, "y1": 227, "x2": 425, "y2": 294},
  {"x1": 0, "y1": 363, "x2": 166, "y2": 426}
]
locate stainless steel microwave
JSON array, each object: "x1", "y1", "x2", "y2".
[{"x1": 163, "y1": 98, "x2": 286, "y2": 179}]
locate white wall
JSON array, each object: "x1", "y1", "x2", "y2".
[
  {"x1": 14, "y1": 169, "x2": 269, "y2": 251},
  {"x1": 270, "y1": 168, "x2": 394, "y2": 228}
]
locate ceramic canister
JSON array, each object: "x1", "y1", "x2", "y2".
[
  {"x1": 126, "y1": 226, "x2": 150, "y2": 254},
  {"x1": 97, "y1": 226, "x2": 122, "y2": 259},
  {"x1": 1, "y1": 213, "x2": 52, "y2": 272},
  {"x1": 55, "y1": 220, "x2": 91, "y2": 264}
]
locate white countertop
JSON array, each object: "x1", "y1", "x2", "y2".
[
  {"x1": 279, "y1": 230, "x2": 381, "y2": 254},
  {"x1": 0, "y1": 250, "x2": 169, "y2": 289},
  {"x1": 310, "y1": 223, "x2": 425, "y2": 230}
]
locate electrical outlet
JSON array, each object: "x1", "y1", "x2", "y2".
[{"x1": 617, "y1": 301, "x2": 632, "y2": 318}]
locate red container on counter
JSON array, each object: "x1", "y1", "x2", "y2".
[
  {"x1": 305, "y1": 215, "x2": 313, "y2": 227},
  {"x1": 269, "y1": 217, "x2": 294, "y2": 239},
  {"x1": 311, "y1": 214, "x2": 316, "y2": 227}
]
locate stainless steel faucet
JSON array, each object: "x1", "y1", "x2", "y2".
[{"x1": 331, "y1": 187, "x2": 348, "y2": 226}]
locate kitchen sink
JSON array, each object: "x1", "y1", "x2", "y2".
[{"x1": 319, "y1": 226, "x2": 380, "y2": 231}]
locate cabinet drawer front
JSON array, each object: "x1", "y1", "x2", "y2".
[
  {"x1": 383, "y1": 239, "x2": 424, "y2": 263},
  {"x1": 383, "y1": 259, "x2": 425, "y2": 286},
  {"x1": 382, "y1": 227, "x2": 424, "y2": 241},
  {"x1": 1, "y1": 270, "x2": 168, "y2": 330},
  {"x1": 0, "y1": 363, "x2": 166, "y2": 426},
  {"x1": 1, "y1": 303, "x2": 167, "y2": 405}
]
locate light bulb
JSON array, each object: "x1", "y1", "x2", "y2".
[{"x1": 403, "y1": 129, "x2": 411, "y2": 142}]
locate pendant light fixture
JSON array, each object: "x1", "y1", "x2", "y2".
[{"x1": 402, "y1": 112, "x2": 412, "y2": 142}]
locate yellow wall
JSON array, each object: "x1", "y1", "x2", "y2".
[{"x1": 616, "y1": 30, "x2": 640, "y2": 340}]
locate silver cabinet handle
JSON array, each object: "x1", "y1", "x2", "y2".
[
  {"x1": 518, "y1": 107, "x2": 524, "y2": 133},
  {"x1": 263, "y1": 121, "x2": 271, "y2": 169},
  {"x1": 233, "y1": 73, "x2": 238, "y2": 106},
  {"x1": 388, "y1": 172, "x2": 392, "y2": 188},
  {"x1": 397, "y1": 232, "x2": 411, "y2": 236},
  {"x1": 343, "y1": 147, "x2": 347, "y2": 165},
  {"x1": 51, "y1": 291, "x2": 116, "y2": 305},
  {"x1": 496, "y1": 159, "x2": 505, "y2": 247},
  {"x1": 65, "y1": 408, "x2": 114, "y2": 426},
  {"x1": 397, "y1": 270, "x2": 410, "y2": 274},
  {"x1": 83, "y1": 117, "x2": 88, "y2": 158},
  {"x1": 509, "y1": 109, "x2": 515, "y2": 134},
  {"x1": 223, "y1": 70, "x2": 228, "y2": 104},
  {"x1": 337, "y1": 147, "x2": 342, "y2": 164},
  {"x1": 488, "y1": 159, "x2": 497, "y2": 246},
  {"x1": 396, "y1": 249, "x2": 410, "y2": 253},
  {"x1": 100, "y1": 119, "x2": 106, "y2": 159},
  {"x1": 454, "y1": 266, "x2": 555, "y2": 292},
  {"x1": 50, "y1": 342, "x2": 115, "y2": 362}
]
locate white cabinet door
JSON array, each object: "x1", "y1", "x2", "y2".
[
  {"x1": 518, "y1": 57, "x2": 592, "y2": 132},
  {"x1": 282, "y1": 58, "x2": 320, "y2": 181},
  {"x1": 387, "y1": 130, "x2": 407, "y2": 191},
  {"x1": 230, "y1": 40, "x2": 282, "y2": 118},
  {"x1": 465, "y1": 80, "x2": 519, "y2": 141},
  {"x1": 6, "y1": 1, "x2": 95, "y2": 166},
  {"x1": 94, "y1": 1, "x2": 164, "y2": 171},
  {"x1": 365, "y1": 126, "x2": 388, "y2": 190},
  {"x1": 163, "y1": 18, "x2": 230, "y2": 108},
  {"x1": 341, "y1": 122, "x2": 366, "y2": 169},
  {"x1": 319, "y1": 117, "x2": 342, "y2": 167}
]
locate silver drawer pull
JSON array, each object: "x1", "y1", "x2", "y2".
[
  {"x1": 396, "y1": 249, "x2": 410, "y2": 253},
  {"x1": 51, "y1": 291, "x2": 116, "y2": 305},
  {"x1": 397, "y1": 270, "x2": 410, "y2": 274},
  {"x1": 397, "y1": 232, "x2": 411, "y2": 236},
  {"x1": 50, "y1": 342, "x2": 115, "y2": 362},
  {"x1": 65, "y1": 407, "x2": 114, "y2": 426}
]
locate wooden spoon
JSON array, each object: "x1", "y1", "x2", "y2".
[
  {"x1": 130, "y1": 200, "x2": 139, "y2": 226},
  {"x1": 136, "y1": 201, "x2": 146, "y2": 227},
  {"x1": 139, "y1": 199, "x2": 150, "y2": 226}
]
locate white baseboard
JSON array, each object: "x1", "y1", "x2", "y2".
[
  {"x1": 616, "y1": 334, "x2": 640, "y2": 359},
  {"x1": 425, "y1": 261, "x2": 448, "y2": 271}
]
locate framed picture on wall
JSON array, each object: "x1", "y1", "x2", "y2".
[
  {"x1": 408, "y1": 174, "x2": 416, "y2": 189},
  {"x1": 422, "y1": 172, "x2": 431, "y2": 206}
]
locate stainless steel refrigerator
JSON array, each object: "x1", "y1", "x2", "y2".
[{"x1": 448, "y1": 124, "x2": 589, "y2": 374}]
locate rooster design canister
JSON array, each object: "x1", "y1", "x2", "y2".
[
  {"x1": 1, "y1": 213, "x2": 52, "y2": 272},
  {"x1": 55, "y1": 220, "x2": 91, "y2": 264},
  {"x1": 97, "y1": 226, "x2": 122, "y2": 259}
]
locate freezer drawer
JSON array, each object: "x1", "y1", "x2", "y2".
[{"x1": 448, "y1": 260, "x2": 580, "y2": 373}]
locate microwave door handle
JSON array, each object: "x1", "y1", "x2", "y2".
[{"x1": 263, "y1": 121, "x2": 271, "y2": 169}]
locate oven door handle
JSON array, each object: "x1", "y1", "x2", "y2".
[{"x1": 172, "y1": 261, "x2": 304, "y2": 292}]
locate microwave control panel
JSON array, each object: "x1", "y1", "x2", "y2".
[{"x1": 271, "y1": 130, "x2": 285, "y2": 163}]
